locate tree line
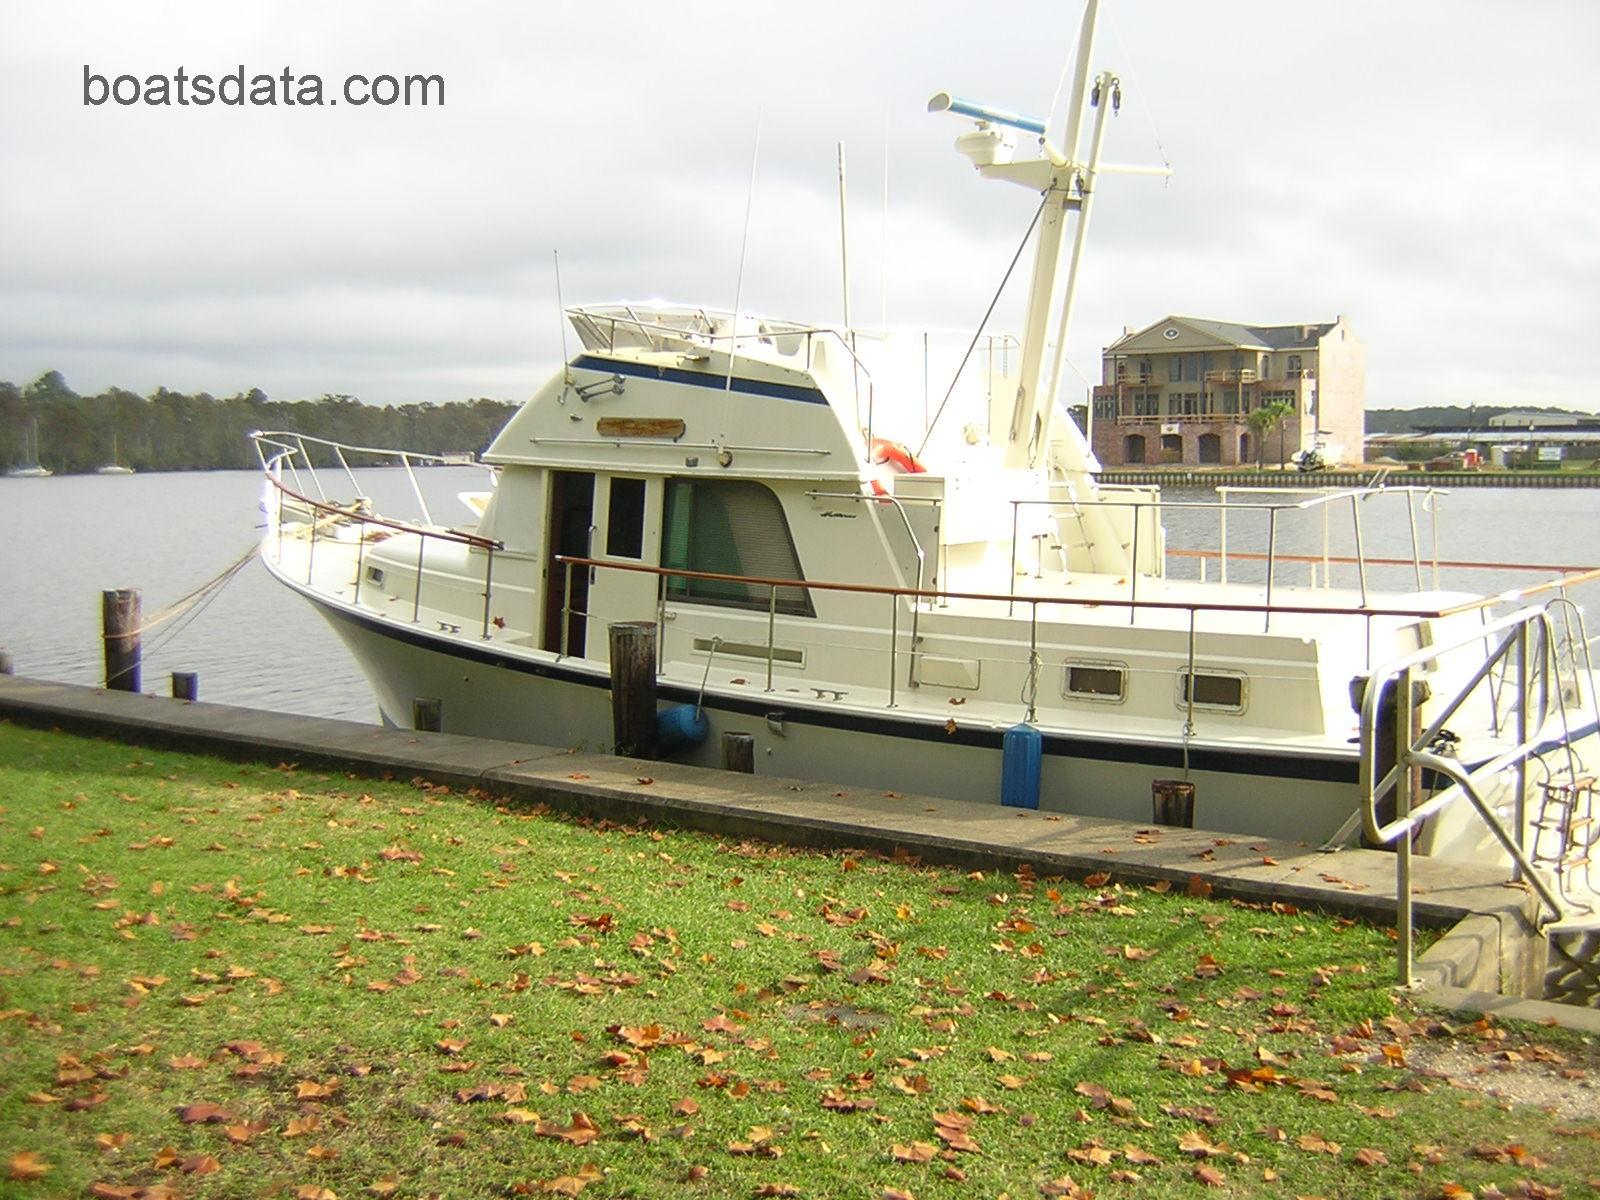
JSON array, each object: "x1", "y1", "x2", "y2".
[{"x1": 0, "y1": 372, "x2": 520, "y2": 474}]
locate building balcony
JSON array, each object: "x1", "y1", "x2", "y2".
[
  {"x1": 1100, "y1": 412, "x2": 1251, "y2": 426},
  {"x1": 1204, "y1": 369, "x2": 1258, "y2": 383}
]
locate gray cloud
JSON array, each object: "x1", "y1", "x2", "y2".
[{"x1": 2, "y1": 0, "x2": 1596, "y2": 411}]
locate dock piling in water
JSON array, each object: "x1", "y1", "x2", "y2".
[
  {"x1": 0, "y1": 648, "x2": 12, "y2": 676},
  {"x1": 171, "y1": 671, "x2": 198, "y2": 701},
  {"x1": 609, "y1": 621, "x2": 659, "y2": 759},
  {"x1": 101, "y1": 588, "x2": 141, "y2": 693},
  {"x1": 1152, "y1": 779, "x2": 1196, "y2": 827},
  {"x1": 412, "y1": 697, "x2": 443, "y2": 732},
  {"x1": 721, "y1": 731, "x2": 756, "y2": 773}
]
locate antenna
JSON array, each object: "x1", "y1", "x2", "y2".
[
  {"x1": 553, "y1": 249, "x2": 572, "y2": 394},
  {"x1": 722, "y1": 110, "x2": 764, "y2": 428},
  {"x1": 836, "y1": 142, "x2": 852, "y2": 333},
  {"x1": 880, "y1": 116, "x2": 890, "y2": 330}
]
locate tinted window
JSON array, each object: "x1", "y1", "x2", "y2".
[
  {"x1": 661, "y1": 479, "x2": 813, "y2": 616},
  {"x1": 606, "y1": 477, "x2": 646, "y2": 559}
]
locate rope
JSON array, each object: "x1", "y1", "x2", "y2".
[
  {"x1": 916, "y1": 193, "x2": 1050, "y2": 459},
  {"x1": 108, "y1": 542, "x2": 261, "y2": 645}
]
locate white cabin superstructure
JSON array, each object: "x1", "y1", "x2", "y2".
[{"x1": 252, "y1": 0, "x2": 1600, "y2": 937}]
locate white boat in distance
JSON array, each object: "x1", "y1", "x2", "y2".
[
  {"x1": 8, "y1": 417, "x2": 52, "y2": 478},
  {"x1": 254, "y1": 1, "x2": 1600, "y2": 933}
]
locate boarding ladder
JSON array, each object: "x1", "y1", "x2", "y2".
[{"x1": 1357, "y1": 601, "x2": 1600, "y2": 985}]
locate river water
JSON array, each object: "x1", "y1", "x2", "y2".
[{"x1": 1, "y1": 469, "x2": 1596, "y2": 723}]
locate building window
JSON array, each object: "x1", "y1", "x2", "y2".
[
  {"x1": 1133, "y1": 392, "x2": 1159, "y2": 416},
  {"x1": 1093, "y1": 396, "x2": 1117, "y2": 420},
  {"x1": 1239, "y1": 433, "x2": 1250, "y2": 461},
  {"x1": 1160, "y1": 433, "x2": 1183, "y2": 463},
  {"x1": 1168, "y1": 356, "x2": 1181, "y2": 383},
  {"x1": 605, "y1": 477, "x2": 647, "y2": 559},
  {"x1": 1124, "y1": 434, "x2": 1146, "y2": 464},
  {"x1": 1197, "y1": 433, "x2": 1221, "y2": 464},
  {"x1": 1287, "y1": 354, "x2": 1303, "y2": 379},
  {"x1": 661, "y1": 479, "x2": 814, "y2": 616}
]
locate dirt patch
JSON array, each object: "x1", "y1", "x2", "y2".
[{"x1": 1402, "y1": 1033, "x2": 1600, "y2": 1123}]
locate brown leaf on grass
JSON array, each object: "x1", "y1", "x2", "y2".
[
  {"x1": 1192, "y1": 1165, "x2": 1226, "y2": 1187},
  {"x1": 1083, "y1": 871, "x2": 1111, "y2": 888},
  {"x1": 95, "y1": 1132, "x2": 131, "y2": 1154},
  {"x1": 379, "y1": 845, "x2": 423, "y2": 863},
  {"x1": 296, "y1": 1078, "x2": 341, "y2": 1100},
  {"x1": 961, "y1": 1096, "x2": 1001, "y2": 1115},
  {"x1": 933, "y1": 1111, "x2": 980, "y2": 1153},
  {"x1": 8, "y1": 1151, "x2": 51, "y2": 1180},
  {"x1": 168, "y1": 1054, "x2": 206, "y2": 1070},
  {"x1": 1296, "y1": 1133, "x2": 1341, "y2": 1156},
  {"x1": 368, "y1": 1178, "x2": 401, "y2": 1197},
  {"x1": 891, "y1": 1142, "x2": 937, "y2": 1163},
  {"x1": 178, "y1": 1102, "x2": 236, "y2": 1124},
  {"x1": 284, "y1": 1116, "x2": 323, "y2": 1138},
  {"x1": 752, "y1": 1187, "x2": 801, "y2": 1198},
  {"x1": 1121, "y1": 1145, "x2": 1163, "y2": 1166},
  {"x1": 295, "y1": 1188, "x2": 337, "y2": 1200},
  {"x1": 489, "y1": 1013, "x2": 514, "y2": 1028},
  {"x1": 181, "y1": 1154, "x2": 221, "y2": 1175},
  {"x1": 535, "y1": 1112, "x2": 601, "y2": 1146},
  {"x1": 224, "y1": 1122, "x2": 267, "y2": 1144},
  {"x1": 1352, "y1": 1147, "x2": 1388, "y2": 1167},
  {"x1": 1177, "y1": 1130, "x2": 1227, "y2": 1159},
  {"x1": 672, "y1": 1097, "x2": 700, "y2": 1117},
  {"x1": 306, "y1": 1145, "x2": 339, "y2": 1162},
  {"x1": 1186, "y1": 874, "x2": 1213, "y2": 898},
  {"x1": 997, "y1": 1074, "x2": 1026, "y2": 1090},
  {"x1": 1040, "y1": 1178, "x2": 1090, "y2": 1198},
  {"x1": 435, "y1": 1038, "x2": 470, "y2": 1056},
  {"x1": 1066, "y1": 1142, "x2": 1117, "y2": 1167}
]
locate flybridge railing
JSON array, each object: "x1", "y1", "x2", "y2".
[
  {"x1": 251, "y1": 430, "x2": 495, "y2": 528},
  {"x1": 564, "y1": 305, "x2": 885, "y2": 459},
  {"x1": 254, "y1": 436, "x2": 504, "y2": 637},
  {"x1": 1357, "y1": 604, "x2": 1600, "y2": 985}
]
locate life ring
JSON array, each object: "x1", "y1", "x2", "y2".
[{"x1": 869, "y1": 438, "x2": 927, "y2": 475}]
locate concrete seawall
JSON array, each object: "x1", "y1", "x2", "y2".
[
  {"x1": 1098, "y1": 469, "x2": 1600, "y2": 489},
  {"x1": 1, "y1": 673, "x2": 1593, "y2": 1031}
]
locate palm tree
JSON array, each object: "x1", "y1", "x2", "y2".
[{"x1": 1246, "y1": 400, "x2": 1295, "y2": 470}]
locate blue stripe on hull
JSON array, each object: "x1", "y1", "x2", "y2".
[
  {"x1": 312, "y1": 597, "x2": 1362, "y2": 786},
  {"x1": 571, "y1": 354, "x2": 830, "y2": 405}
]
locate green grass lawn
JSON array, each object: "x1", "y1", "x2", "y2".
[{"x1": 0, "y1": 721, "x2": 1595, "y2": 1199}]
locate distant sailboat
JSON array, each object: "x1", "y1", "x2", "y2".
[
  {"x1": 97, "y1": 433, "x2": 134, "y2": 475},
  {"x1": 7, "y1": 418, "x2": 52, "y2": 478}
]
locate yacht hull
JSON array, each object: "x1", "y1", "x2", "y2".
[{"x1": 303, "y1": 586, "x2": 1376, "y2": 847}]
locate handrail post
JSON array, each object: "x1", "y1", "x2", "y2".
[
  {"x1": 412, "y1": 537, "x2": 426, "y2": 622},
  {"x1": 1351, "y1": 494, "x2": 1369, "y2": 608},
  {"x1": 1219, "y1": 489, "x2": 1228, "y2": 585},
  {"x1": 1263, "y1": 508, "x2": 1277, "y2": 633},
  {"x1": 1008, "y1": 502, "x2": 1019, "y2": 616},
  {"x1": 1396, "y1": 664, "x2": 1415, "y2": 987},
  {"x1": 481, "y1": 546, "x2": 495, "y2": 639},
  {"x1": 560, "y1": 561, "x2": 573, "y2": 658},
  {"x1": 765, "y1": 584, "x2": 778, "y2": 692},
  {"x1": 1128, "y1": 505, "x2": 1140, "y2": 626},
  {"x1": 1513, "y1": 619, "x2": 1530, "y2": 881},
  {"x1": 307, "y1": 516, "x2": 317, "y2": 585},
  {"x1": 1405, "y1": 491, "x2": 1423, "y2": 592},
  {"x1": 888, "y1": 594, "x2": 899, "y2": 708},
  {"x1": 401, "y1": 454, "x2": 433, "y2": 526},
  {"x1": 353, "y1": 525, "x2": 366, "y2": 605}
]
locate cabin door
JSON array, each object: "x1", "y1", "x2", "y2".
[{"x1": 542, "y1": 471, "x2": 594, "y2": 656}]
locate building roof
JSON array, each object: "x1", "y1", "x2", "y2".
[{"x1": 1108, "y1": 316, "x2": 1337, "y2": 353}]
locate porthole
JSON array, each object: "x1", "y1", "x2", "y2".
[
  {"x1": 1063, "y1": 661, "x2": 1127, "y2": 703},
  {"x1": 1177, "y1": 670, "x2": 1246, "y2": 713}
]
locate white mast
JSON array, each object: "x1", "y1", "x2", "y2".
[{"x1": 930, "y1": 0, "x2": 1126, "y2": 572}]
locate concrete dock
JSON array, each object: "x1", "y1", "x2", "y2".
[{"x1": 1, "y1": 673, "x2": 1594, "y2": 1031}]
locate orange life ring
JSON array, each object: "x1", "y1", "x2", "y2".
[{"x1": 869, "y1": 438, "x2": 927, "y2": 474}]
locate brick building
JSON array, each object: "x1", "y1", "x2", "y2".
[{"x1": 1089, "y1": 315, "x2": 1364, "y2": 468}]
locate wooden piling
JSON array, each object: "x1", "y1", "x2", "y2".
[
  {"x1": 412, "y1": 697, "x2": 443, "y2": 733},
  {"x1": 171, "y1": 671, "x2": 199, "y2": 701},
  {"x1": 0, "y1": 648, "x2": 13, "y2": 676},
  {"x1": 1152, "y1": 779, "x2": 1196, "y2": 827},
  {"x1": 721, "y1": 731, "x2": 756, "y2": 774},
  {"x1": 608, "y1": 621, "x2": 659, "y2": 759},
  {"x1": 102, "y1": 589, "x2": 141, "y2": 693}
]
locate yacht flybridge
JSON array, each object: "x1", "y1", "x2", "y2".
[{"x1": 254, "y1": 0, "x2": 1600, "y2": 933}]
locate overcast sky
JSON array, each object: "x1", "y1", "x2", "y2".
[{"x1": 3, "y1": 0, "x2": 1597, "y2": 413}]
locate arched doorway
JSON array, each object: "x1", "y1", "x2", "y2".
[
  {"x1": 1160, "y1": 433, "x2": 1183, "y2": 464},
  {"x1": 1124, "y1": 434, "x2": 1146, "y2": 464},
  {"x1": 1198, "y1": 433, "x2": 1221, "y2": 464}
]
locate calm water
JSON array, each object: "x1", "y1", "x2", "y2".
[{"x1": 1, "y1": 471, "x2": 1596, "y2": 722}]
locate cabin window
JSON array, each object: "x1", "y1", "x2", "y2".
[
  {"x1": 605, "y1": 477, "x2": 647, "y2": 559},
  {"x1": 1178, "y1": 670, "x2": 1247, "y2": 713},
  {"x1": 1063, "y1": 661, "x2": 1126, "y2": 703},
  {"x1": 661, "y1": 479, "x2": 814, "y2": 616}
]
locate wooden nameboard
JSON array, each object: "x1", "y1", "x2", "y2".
[{"x1": 596, "y1": 418, "x2": 687, "y2": 440}]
